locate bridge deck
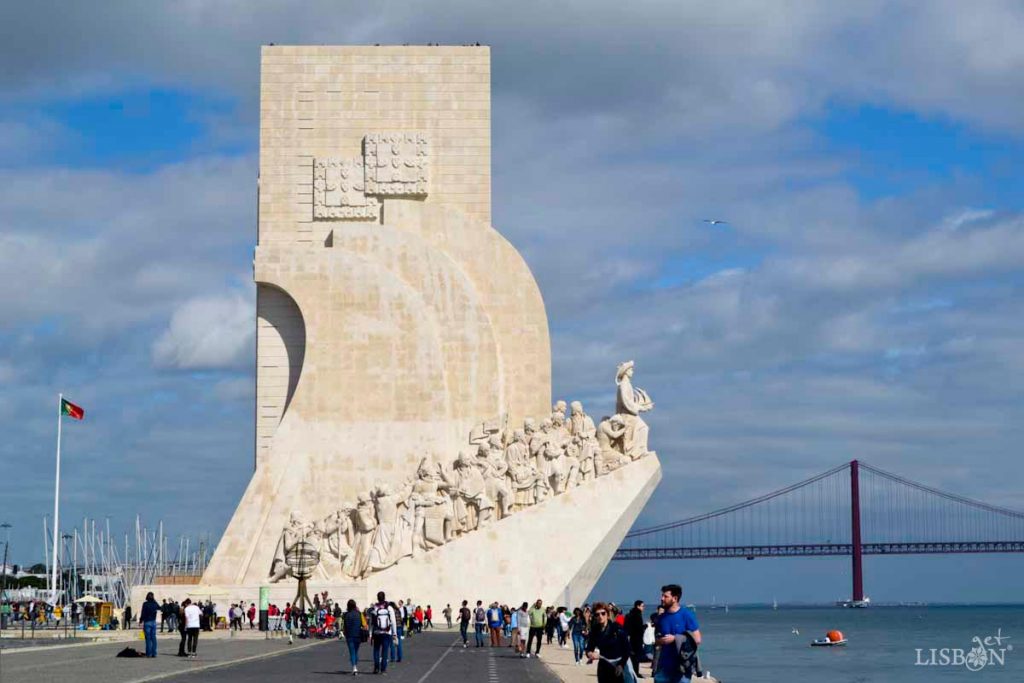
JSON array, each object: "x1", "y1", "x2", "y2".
[{"x1": 613, "y1": 541, "x2": 1024, "y2": 560}]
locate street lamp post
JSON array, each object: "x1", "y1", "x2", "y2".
[
  {"x1": 1, "y1": 521, "x2": 11, "y2": 630},
  {"x1": 61, "y1": 534, "x2": 73, "y2": 601},
  {"x1": 60, "y1": 533, "x2": 73, "y2": 637}
]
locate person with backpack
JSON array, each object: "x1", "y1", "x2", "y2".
[
  {"x1": 487, "y1": 602, "x2": 503, "y2": 646},
  {"x1": 458, "y1": 600, "x2": 472, "y2": 647},
  {"x1": 473, "y1": 600, "x2": 488, "y2": 647},
  {"x1": 371, "y1": 591, "x2": 398, "y2": 674}
]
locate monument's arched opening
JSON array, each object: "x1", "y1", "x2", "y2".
[{"x1": 255, "y1": 283, "x2": 306, "y2": 468}]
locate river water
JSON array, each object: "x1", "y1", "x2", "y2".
[{"x1": 680, "y1": 606, "x2": 1023, "y2": 681}]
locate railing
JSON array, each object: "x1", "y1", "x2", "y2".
[{"x1": 614, "y1": 540, "x2": 1024, "y2": 560}]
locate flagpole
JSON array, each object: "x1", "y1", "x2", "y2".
[{"x1": 50, "y1": 393, "x2": 63, "y2": 604}]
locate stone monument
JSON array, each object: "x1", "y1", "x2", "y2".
[{"x1": 133, "y1": 45, "x2": 661, "y2": 611}]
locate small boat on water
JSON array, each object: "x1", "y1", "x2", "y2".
[
  {"x1": 836, "y1": 597, "x2": 870, "y2": 608},
  {"x1": 811, "y1": 630, "x2": 847, "y2": 647},
  {"x1": 811, "y1": 637, "x2": 848, "y2": 647}
]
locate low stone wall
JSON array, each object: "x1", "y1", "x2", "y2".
[{"x1": 152, "y1": 575, "x2": 201, "y2": 585}]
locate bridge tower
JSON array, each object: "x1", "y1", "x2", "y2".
[{"x1": 850, "y1": 459, "x2": 864, "y2": 602}]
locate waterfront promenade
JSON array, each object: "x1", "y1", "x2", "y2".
[{"x1": 0, "y1": 629, "x2": 568, "y2": 683}]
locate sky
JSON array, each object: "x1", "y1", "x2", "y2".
[{"x1": 2, "y1": 1, "x2": 1024, "y2": 604}]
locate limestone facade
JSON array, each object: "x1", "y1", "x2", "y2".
[
  {"x1": 205, "y1": 45, "x2": 551, "y2": 588},
  {"x1": 133, "y1": 46, "x2": 661, "y2": 612}
]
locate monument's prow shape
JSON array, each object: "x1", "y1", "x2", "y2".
[{"x1": 136, "y1": 45, "x2": 660, "y2": 611}]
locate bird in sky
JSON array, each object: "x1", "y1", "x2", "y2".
[{"x1": 703, "y1": 219, "x2": 728, "y2": 225}]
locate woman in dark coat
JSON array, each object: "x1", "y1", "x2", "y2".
[
  {"x1": 177, "y1": 599, "x2": 190, "y2": 657},
  {"x1": 585, "y1": 602, "x2": 634, "y2": 682},
  {"x1": 341, "y1": 599, "x2": 365, "y2": 675}
]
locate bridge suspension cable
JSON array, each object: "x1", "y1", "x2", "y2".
[
  {"x1": 614, "y1": 459, "x2": 1024, "y2": 601},
  {"x1": 625, "y1": 462, "x2": 849, "y2": 537}
]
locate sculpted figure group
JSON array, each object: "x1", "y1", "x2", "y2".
[{"x1": 269, "y1": 361, "x2": 655, "y2": 583}]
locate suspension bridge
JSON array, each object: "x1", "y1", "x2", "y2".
[{"x1": 614, "y1": 460, "x2": 1024, "y2": 604}]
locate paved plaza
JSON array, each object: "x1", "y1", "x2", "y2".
[{"x1": 0, "y1": 630, "x2": 565, "y2": 683}]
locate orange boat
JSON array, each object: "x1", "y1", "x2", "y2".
[{"x1": 811, "y1": 630, "x2": 847, "y2": 647}]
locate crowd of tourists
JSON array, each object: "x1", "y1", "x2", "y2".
[
  {"x1": 0, "y1": 597, "x2": 238, "y2": 634},
  {"x1": 134, "y1": 593, "x2": 214, "y2": 658},
  {"x1": 333, "y1": 591, "x2": 439, "y2": 674},
  {"x1": 106, "y1": 582, "x2": 702, "y2": 681},
  {"x1": 0, "y1": 599, "x2": 125, "y2": 630},
  {"x1": 133, "y1": 589, "x2": 437, "y2": 674},
  {"x1": 328, "y1": 582, "x2": 702, "y2": 681},
  {"x1": 443, "y1": 583, "x2": 701, "y2": 683},
  {"x1": 0, "y1": 600, "x2": 75, "y2": 628}
]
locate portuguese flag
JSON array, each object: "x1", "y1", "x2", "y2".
[{"x1": 60, "y1": 398, "x2": 84, "y2": 420}]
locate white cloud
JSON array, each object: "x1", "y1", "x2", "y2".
[
  {"x1": 212, "y1": 376, "x2": 254, "y2": 401},
  {"x1": 4, "y1": 1, "x2": 1024, "y2": 136},
  {"x1": 0, "y1": 117, "x2": 71, "y2": 159},
  {"x1": 773, "y1": 215, "x2": 1024, "y2": 293},
  {"x1": 152, "y1": 290, "x2": 254, "y2": 369},
  {"x1": 0, "y1": 360, "x2": 17, "y2": 384},
  {"x1": 0, "y1": 157, "x2": 254, "y2": 335}
]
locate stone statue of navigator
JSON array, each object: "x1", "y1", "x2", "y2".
[{"x1": 615, "y1": 360, "x2": 654, "y2": 459}]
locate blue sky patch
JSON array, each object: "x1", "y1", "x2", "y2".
[
  {"x1": 815, "y1": 104, "x2": 1024, "y2": 205},
  {"x1": 648, "y1": 250, "x2": 765, "y2": 290},
  {"x1": 5, "y1": 88, "x2": 249, "y2": 170}
]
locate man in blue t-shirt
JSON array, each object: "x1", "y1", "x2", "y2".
[{"x1": 654, "y1": 583, "x2": 700, "y2": 683}]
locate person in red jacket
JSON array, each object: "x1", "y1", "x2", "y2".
[{"x1": 247, "y1": 603, "x2": 257, "y2": 629}]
